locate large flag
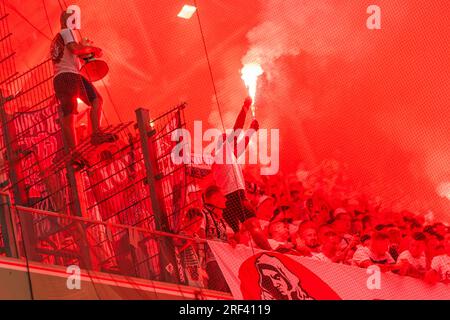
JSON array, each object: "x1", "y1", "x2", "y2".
[{"x1": 208, "y1": 241, "x2": 450, "y2": 300}]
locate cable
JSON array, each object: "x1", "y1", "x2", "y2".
[
  {"x1": 57, "y1": 0, "x2": 64, "y2": 11},
  {"x1": 16, "y1": 212, "x2": 35, "y2": 300},
  {"x1": 100, "y1": 80, "x2": 123, "y2": 124},
  {"x1": 42, "y1": 0, "x2": 54, "y2": 36},
  {"x1": 192, "y1": 0, "x2": 225, "y2": 132},
  {"x1": 193, "y1": 0, "x2": 259, "y2": 256},
  {"x1": 3, "y1": 1, "x2": 52, "y2": 41}
]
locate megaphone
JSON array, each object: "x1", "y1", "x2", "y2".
[{"x1": 80, "y1": 51, "x2": 109, "y2": 82}]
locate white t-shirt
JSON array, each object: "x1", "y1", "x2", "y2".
[
  {"x1": 397, "y1": 250, "x2": 427, "y2": 274},
  {"x1": 51, "y1": 28, "x2": 81, "y2": 76},
  {"x1": 212, "y1": 139, "x2": 245, "y2": 195},
  {"x1": 352, "y1": 246, "x2": 395, "y2": 266},
  {"x1": 268, "y1": 239, "x2": 287, "y2": 250},
  {"x1": 430, "y1": 254, "x2": 450, "y2": 283},
  {"x1": 311, "y1": 252, "x2": 332, "y2": 263},
  {"x1": 259, "y1": 219, "x2": 270, "y2": 231}
]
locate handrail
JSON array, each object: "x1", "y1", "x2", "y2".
[{"x1": 15, "y1": 204, "x2": 207, "y2": 244}]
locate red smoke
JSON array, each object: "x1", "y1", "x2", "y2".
[{"x1": 5, "y1": 0, "x2": 449, "y2": 220}]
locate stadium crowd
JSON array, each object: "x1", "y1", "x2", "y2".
[
  {"x1": 176, "y1": 99, "x2": 450, "y2": 292},
  {"x1": 178, "y1": 159, "x2": 450, "y2": 291}
]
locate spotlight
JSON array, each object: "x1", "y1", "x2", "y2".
[{"x1": 177, "y1": 5, "x2": 197, "y2": 19}]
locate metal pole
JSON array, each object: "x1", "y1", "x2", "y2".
[
  {"x1": 0, "y1": 96, "x2": 27, "y2": 204},
  {"x1": 0, "y1": 192, "x2": 18, "y2": 257},
  {"x1": 57, "y1": 110, "x2": 86, "y2": 218},
  {"x1": 0, "y1": 96, "x2": 39, "y2": 261},
  {"x1": 135, "y1": 108, "x2": 180, "y2": 283},
  {"x1": 57, "y1": 110, "x2": 93, "y2": 269}
]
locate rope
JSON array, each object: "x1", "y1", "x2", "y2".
[
  {"x1": 192, "y1": 0, "x2": 225, "y2": 132},
  {"x1": 57, "y1": 0, "x2": 64, "y2": 11},
  {"x1": 42, "y1": 0, "x2": 54, "y2": 36},
  {"x1": 3, "y1": 1, "x2": 52, "y2": 41},
  {"x1": 101, "y1": 78, "x2": 132, "y2": 134},
  {"x1": 192, "y1": 0, "x2": 258, "y2": 257}
]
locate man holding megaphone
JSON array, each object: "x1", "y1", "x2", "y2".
[{"x1": 51, "y1": 9, "x2": 116, "y2": 162}]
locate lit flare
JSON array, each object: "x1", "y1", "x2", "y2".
[{"x1": 241, "y1": 63, "x2": 264, "y2": 117}]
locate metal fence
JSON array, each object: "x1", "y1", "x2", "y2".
[
  {"x1": 4, "y1": 198, "x2": 221, "y2": 293},
  {"x1": 0, "y1": 59, "x2": 72, "y2": 213},
  {"x1": 0, "y1": 2, "x2": 216, "y2": 293},
  {"x1": 14, "y1": 204, "x2": 163, "y2": 279}
]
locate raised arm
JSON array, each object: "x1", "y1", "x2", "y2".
[
  {"x1": 234, "y1": 119, "x2": 259, "y2": 158},
  {"x1": 227, "y1": 97, "x2": 258, "y2": 157},
  {"x1": 233, "y1": 97, "x2": 252, "y2": 131},
  {"x1": 218, "y1": 97, "x2": 257, "y2": 158}
]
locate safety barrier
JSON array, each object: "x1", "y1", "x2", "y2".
[{"x1": 0, "y1": 194, "x2": 220, "y2": 293}]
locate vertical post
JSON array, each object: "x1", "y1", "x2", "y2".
[
  {"x1": 57, "y1": 111, "x2": 92, "y2": 269},
  {"x1": 58, "y1": 111, "x2": 86, "y2": 218},
  {"x1": 0, "y1": 98, "x2": 27, "y2": 205},
  {"x1": 0, "y1": 192, "x2": 18, "y2": 257},
  {"x1": 135, "y1": 108, "x2": 180, "y2": 283},
  {"x1": 0, "y1": 98, "x2": 39, "y2": 260}
]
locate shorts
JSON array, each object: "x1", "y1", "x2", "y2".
[
  {"x1": 223, "y1": 189, "x2": 256, "y2": 233},
  {"x1": 53, "y1": 72, "x2": 101, "y2": 116}
]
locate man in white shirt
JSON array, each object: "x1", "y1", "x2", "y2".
[
  {"x1": 211, "y1": 97, "x2": 271, "y2": 250},
  {"x1": 333, "y1": 210, "x2": 354, "y2": 251},
  {"x1": 294, "y1": 221, "x2": 320, "y2": 257},
  {"x1": 312, "y1": 227, "x2": 339, "y2": 263},
  {"x1": 397, "y1": 232, "x2": 427, "y2": 278},
  {"x1": 200, "y1": 185, "x2": 236, "y2": 292},
  {"x1": 51, "y1": 10, "x2": 117, "y2": 161},
  {"x1": 352, "y1": 231, "x2": 397, "y2": 272},
  {"x1": 267, "y1": 220, "x2": 294, "y2": 252},
  {"x1": 426, "y1": 233, "x2": 450, "y2": 284},
  {"x1": 256, "y1": 195, "x2": 275, "y2": 229}
]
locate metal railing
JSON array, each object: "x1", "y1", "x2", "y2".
[
  {"x1": 2, "y1": 198, "x2": 216, "y2": 291},
  {"x1": 0, "y1": 2, "x2": 209, "y2": 292}
]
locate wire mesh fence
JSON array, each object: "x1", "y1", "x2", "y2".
[
  {"x1": 9, "y1": 203, "x2": 231, "y2": 294},
  {"x1": 0, "y1": 59, "x2": 214, "y2": 288},
  {"x1": 81, "y1": 126, "x2": 155, "y2": 229},
  {"x1": 0, "y1": 58, "x2": 201, "y2": 230},
  {"x1": 14, "y1": 205, "x2": 163, "y2": 279},
  {"x1": 0, "y1": 1, "x2": 17, "y2": 89},
  {"x1": 0, "y1": 59, "x2": 72, "y2": 213},
  {"x1": 0, "y1": 2, "x2": 226, "y2": 294},
  {"x1": 149, "y1": 103, "x2": 203, "y2": 234}
]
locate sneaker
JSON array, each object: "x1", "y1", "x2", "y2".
[
  {"x1": 51, "y1": 150, "x2": 87, "y2": 170},
  {"x1": 91, "y1": 132, "x2": 118, "y2": 145},
  {"x1": 71, "y1": 151, "x2": 89, "y2": 170}
]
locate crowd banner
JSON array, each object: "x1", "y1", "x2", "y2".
[{"x1": 208, "y1": 241, "x2": 450, "y2": 300}]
